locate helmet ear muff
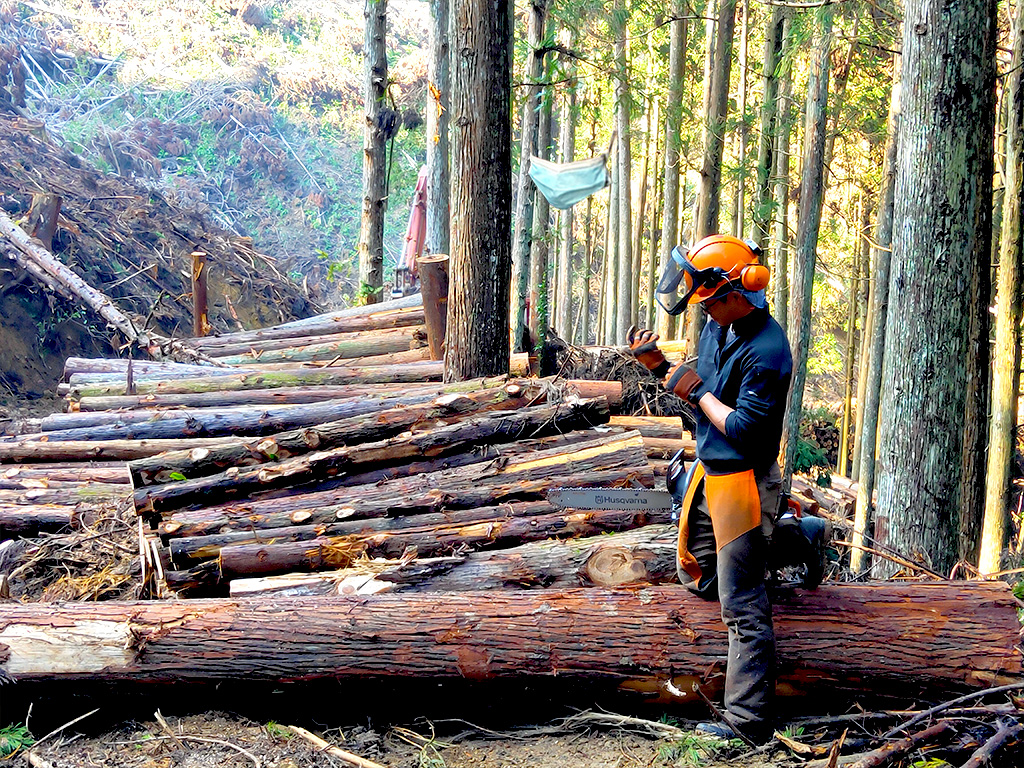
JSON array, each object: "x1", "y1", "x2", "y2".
[{"x1": 740, "y1": 264, "x2": 770, "y2": 292}]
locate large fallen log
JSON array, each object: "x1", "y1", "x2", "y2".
[
  {"x1": 127, "y1": 382, "x2": 545, "y2": 486},
  {"x1": 0, "y1": 464, "x2": 129, "y2": 484},
  {"x1": 61, "y1": 358, "x2": 247, "y2": 382},
  {"x1": 159, "y1": 433, "x2": 651, "y2": 537},
  {"x1": 253, "y1": 292, "x2": 423, "y2": 332},
  {"x1": 133, "y1": 398, "x2": 613, "y2": 516},
  {"x1": 0, "y1": 583, "x2": 1018, "y2": 696}
]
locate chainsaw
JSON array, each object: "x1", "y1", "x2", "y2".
[{"x1": 548, "y1": 450, "x2": 830, "y2": 591}]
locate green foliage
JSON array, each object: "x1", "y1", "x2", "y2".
[
  {"x1": 655, "y1": 732, "x2": 743, "y2": 766},
  {"x1": 909, "y1": 760, "x2": 953, "y2": 768},
  {"x1": 0, "y1": 723, "x2": 34, "y2": 758},
  {"x1": 795, "y1": 436, "x2": 832, "y2": 487},
  {"x1": 167, "y1": 471, "x2": 187, "y2": 481},
  {"x1": 264, "y1": 721, "x2": 292, "y2": 740}
]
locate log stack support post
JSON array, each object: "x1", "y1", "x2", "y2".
[
  {"x1": 417, "y1": 253, "x2": 449, "y2": 360},
  {"x1": 191, "y1": 251, "x2": 210, "y2": 338},
  {"x1": 27, "y1": 193, "x2": 61, "y2": 249}
]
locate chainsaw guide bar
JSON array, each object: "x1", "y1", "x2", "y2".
[{"x1": 547, "y1": 488, "x2": 674, "y2": 511}]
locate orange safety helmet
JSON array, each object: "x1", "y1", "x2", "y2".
[{"x1": 655, "y1": 234, "x2": 770, "y2": 315}]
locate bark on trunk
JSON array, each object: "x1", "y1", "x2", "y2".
[
  {"x1": 752, "y1": 6, "x2": 784, "y2": 246},
  {"x1": 656, "y1": 2, "x2": 687, "y2": 341},
  {"x1": 852, "y1": 61, "x2": 900, "y2": 574},
  {"x1": 875, "y1": 0, "x2": 996, "y2": 577},
  {"x1": 357, "y1": 0, "x2": 390, "y2": 304},
  {"x1": 425, "y1": 0, "x2": 450, "y2": 255},
  {"x1": 0, "y1": 583, "x2": 1018, "y2": 694},
  {"x1": 979, "y1": 0, "x2": 1024, "y2": 576},
  {"x1": 510, "y1": 0, "x2": 547, "y2": 352},
  {"x1": 445, "y1": 0, "x2": 512, "y2": 378},
  {"x1": 782, "y1": 8, "x2": 833, "y2": 484},
  {"x1": 417, "y1": 254, "x2": 449, "y2": 360},
  {"x1": 613, "y1": 0, "x2": 633, "y2": 338}
]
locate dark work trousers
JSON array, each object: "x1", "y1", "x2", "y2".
[{"x1": 686, "y1": 463, "x2": 782, "y2": 734}]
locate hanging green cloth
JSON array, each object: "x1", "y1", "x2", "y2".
[{"x1": 528, "y1": 154, "x2": 609, "y2": 210}]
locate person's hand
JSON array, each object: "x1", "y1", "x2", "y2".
[
  {"x1": 626, "y1": 325, "x2": 670, "y2": 377},
  {"x1": 666, "y1": 361, "x2": 705, "y2": 404}
]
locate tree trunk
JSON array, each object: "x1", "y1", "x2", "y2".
[
  {"x1": 771, "y1": 14, "x2": 793, "y2": 332},
  {"x1": 528, "y1": 66, "x2": 554, "y2": 350},
  {"x1": 852, "y1": 61, "x2": 900, "y2": 574},
  {"x1": 731, "y1": 0, "x2": 749, "y2": 238},
  {"x1": 782, "y1": 7, "x2": 833, "y2": 484},
  {"x1": 613, "y1": 0, "x2": 633, "y2": 341},
  {"x1": 133, "y1": 399, "x2": 613, "y2": 517},
  {"x1": 0, "y1": 583, "x2": 1018, "y2": 694},
  {"x1": 838, "y1": 268, "x2": 857, "y2": 476},
  {"x1": 555, "y1": 80, "x2": 577, "y2": 340},
  {"x1": 444, "y1": 0, "x2": 512, "y2": 379},
  {"x1": 645, "y1": 99, "x2": 664, "y2": 330},
  {"x1": 26, "y1": 192, "x2": 61, "y2": 249},
  {"x1": 688, "y1": 0, "x2": 736, "y2": 356},
  {"x1": 357, "y1": 0, "x2": 389, "y2": 305},
  {"x1": 425, "y1": 0, "x2": 450, "y2": 256},
  {"x1": 875, "y1": 0, "x2": 996, "y2": 578},
  {"x1": 980, "y1": 0, "x2": 1024, "y2": 576},
  {"x1": 656, "y1": 2, "x2": 687, "y2": 341},
  {"x1": 510, "y1": 0, "x2": 547, "y2": 353},
  {"x1": 159, "y1": 432, "x2": 649, "y2": 538},
  {"x1": 851, "y1": 193, "x2": 874, "y2": 483},
  {"x1": 752, "y1": 6, "x2": 784, "y2": 247}
]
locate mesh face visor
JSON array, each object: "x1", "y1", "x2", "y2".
[{"x1": 656, "y1": 246, "x2": 733, "y2": 315}]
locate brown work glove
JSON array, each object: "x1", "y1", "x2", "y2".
[
  {"x1": 666, "y1": 361, "x2": 705, "y2": 404},
  {"x1": 627, "y1": 325, "x2": 670, "y2": 378}
]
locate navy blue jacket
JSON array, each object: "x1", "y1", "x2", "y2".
[{"x1": 694, "y1": 308, "x2": 793, "y2": 474}]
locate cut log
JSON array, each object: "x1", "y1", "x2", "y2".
[
  {"x1": 0, "y1": 484, "x2": 128, "y2": 506},
  {"x1": 214, "y1": 507, "x2": 668, "y2": 582},
  {"x1": 67, "y1": 362, "x2": 446, "y2": 398},
  {"x1": 39, "y1": 392, "x2": 448, "y2": 438},
  {"x1": 209, "y1": 327, "x2": 426, "y2": 366},
  {"x1": 73, "y1": 378, "x2": 507, "y2": 412},
  {"x1": 402, "y1": 523, "x2": 679, "y2": 591},
  {"x1": 257, "y1": 292, "x2": 422, "y2": 332},
  {"x1": 0, "y1": 503, "x2": 77, "y2": 535},
  {"x1": 128, "y1": 384, "x2": 544, "y2": 486},
  {"x1": 159, "y1": 433, "x2": 651, "y2": 537},
  {"x1": 229, "y1": 557, "x2": 465, "y2": 597},
  {"x1": 133, "y1": 398, "x2": 613, "y2": 516},
  {"x1": 642, "y1": 437, "x2": 696, "y2": 461},
  {"x1": 0, "y1": 464, "x2": 129, "y2": 484},
  {"x1": 62, "y1": 358, "x2": 242, "y2": 382},
  {"x1": 191, "y1": 307, "x2": 426, "y2": 354},
  {"x1": 0, "y1": 583, "x2": 1018, "y2": 697},
  {"x1": 607, "y1": 415, "x2": 684, "y2": 440},
  {"x1": 0, "y1": 437, "x2": 242, "y2": 463},
  {"x1": 417, "y1": 254, "x2": 449, "y2": 360}
]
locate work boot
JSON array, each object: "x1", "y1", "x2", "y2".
[{"x1": 696, "y1": 719, "x2": 774, "y2": 745}]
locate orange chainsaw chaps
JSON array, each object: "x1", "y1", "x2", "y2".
[
  {"x1": 705, "y1": 468, "x2": 761, "y2": 552},
  {"x1": 676, "y1": 462, "x2": 706, "y2": 584}
]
